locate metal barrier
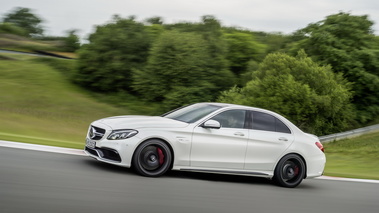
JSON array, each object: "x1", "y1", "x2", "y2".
[{"x1": 319, "y1": 124, "x2": 379, "y2": 143}]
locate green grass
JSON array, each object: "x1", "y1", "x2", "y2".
[
  {"x1": 0, "y1": 53, "x2": 132, "y2": 149},
  {"x1": 0, "y1": 33, "x2": 61, "y2": 52},
  {"x1": 323, "y1": 131, "x2": 379, "y2": 180}
]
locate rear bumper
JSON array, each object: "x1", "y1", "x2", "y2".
[{"x1": 306, "y1": 154, "x2": 326, "y2": 178}]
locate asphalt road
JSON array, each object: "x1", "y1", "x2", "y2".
[{"x1": 1, "y1": 147, "x2": 378, "y2": 213}]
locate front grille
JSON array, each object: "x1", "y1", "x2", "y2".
[
  {"x1": 85, "y1": 147, "x2": 121, "y2": 163},
  {"x1": 89, "y1": 125, "x2": 106, "y2": 140}
]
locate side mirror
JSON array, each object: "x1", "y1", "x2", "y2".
[{"x1": 202, "y1": 120, "x2": 221, "y2": 129}]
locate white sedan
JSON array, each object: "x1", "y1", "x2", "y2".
[{"x1": 84, "y1": 102, "x2": 325, "y2": 187}]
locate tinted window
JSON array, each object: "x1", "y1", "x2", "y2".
[
  {"x1": 275, "y1": 118, "x2": 291, "y2": 134},
  {"x1": 211, "y1": 110, "x2": 246, "y2": 129},
  {"x1": 163, "y1": 103, "x2": 222, "y2": 123},
  {"x1": 252, "y1": 111, "x2": 291, "y2": 134},
  {"x1": 252, "y1": 111, "x2": 275, "y2": 131}
]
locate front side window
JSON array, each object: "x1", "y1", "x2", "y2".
[
  {"x1": 252, "y1": 111, "x2": 291, "y2": 134},
  {"x1": 211, "y1": 110, "x2": 246, "y2": 129}
]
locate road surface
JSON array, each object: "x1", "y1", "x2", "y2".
[{"x1": 0, "y1": 146, "x2": 378, "y2": 213}]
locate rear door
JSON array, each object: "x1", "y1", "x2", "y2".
[{"x1": 244, "y1": 111, "x2": 294, "y2": 171}]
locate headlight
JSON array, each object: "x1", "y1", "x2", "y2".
[{"x1": 107, "y1": 129, "x2": 138, "y2": 140}]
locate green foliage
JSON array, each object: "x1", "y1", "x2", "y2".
[
  {"x1": 218, "y1": 50, "x2": 354, "y2": 135},
  {"x1": 145, "y1": 16, "x2": 164, "y2": 25},
  {"x1": 62, "y1": 30, "x2": 80, "y2": 52},
  {"x1": 7, "y1": 11, "x2": 374, "y2": 134},
  {"x1": 295, "y1": 12, "x2": 379, "y2": 123},
  {"x1": 133, "y1": 30, "x2": 216, "y2": 110},
  {"x1": 0, "y1": 22, "x2": 27, "y2": 36},
  {"x1": 198, "y1": 16, "x2": 236, "y2": 90},
  {"x1": 132, "y1": 16, "x2": 235, "y2": 110},
  {"x1": 253, "y1": 32, "x2": 290, "y2": 54},
  {"x1": 224, "y1": 31, "x2": 266, "y2": 76},
  {"x1": 165, "y1": 16, "x2": 236, "y2": 88},
  {"x1": 162, "y1": 84, "x2": 215, "y2": 111},
  {"x1": 75, "y1": 16, "x2": 151, "y2": 92},
  {"x1": 2, "y1": 7, "x2": 44, "y2": 37}
]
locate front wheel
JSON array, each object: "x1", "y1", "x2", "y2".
[
  {"x1": 132, "y1": 139, "x2": 172, "y2": 177},
  {"x1": 273, "y1": 154, "x2": 305, "y2": 188}
]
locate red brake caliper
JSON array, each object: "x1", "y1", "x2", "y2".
[
  {"x1": 157, "y1": 147, "x2": 165, "y2": 165},
  {"x1": 294, "y1": 166, "x2": 299, "y2": 176}
]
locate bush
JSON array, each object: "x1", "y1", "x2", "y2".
[
  {"x1": 0, "y1": 22, "x2": 27, "y2": 36},
  {"x1": 218, "y1": 50, "x2": 355, "y2": 135}
]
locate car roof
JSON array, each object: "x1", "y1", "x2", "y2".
[
  {"x1": 200, "y1": 102, "x2": 287, "y2": 118},
  {"x1": 199, "y1": 102, "x2": 261, "y2": 110}
]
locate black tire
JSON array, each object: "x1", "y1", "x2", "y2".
[
  {"x1": 132, "y1": 139, "x2": 172, "y2": 177},
  {"x1": 273, "y1": 154, "x2": 305, "y2": 188}
]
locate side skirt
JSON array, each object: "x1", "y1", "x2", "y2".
[{"x1": 179, "y1": 168, "x2": 270, "y2": 177}]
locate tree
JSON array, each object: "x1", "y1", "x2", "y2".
[
  {"x1": 2, "y1": 7, "x2": 44, "y2": 37},
  {"x1": 75, "y1": 16, "x2": 151, "y2": 92},
  {"x1": 133, "y1": 30, "x2": 220, "y2": 110},
  {"x1": 294, "y1": 12, "x2": 379, "y2": 123},
  {"x1": 145, "y1": 16, "x2": 164, "y2": 25},
  {"x1": 253, "y1": 31, "x2": 290, "y2": 54},
  {"x1": 198, "y1": 16, "x2": 236, "y2": 90},
  {"x1": 224, "y1": 31, "x2": 266, "y2": 85},
  {"x1": 218, "y1": 51, "x2": 354, "y2": 135},
  {"x1": 63, "y1": 29, "x2": 80, "y2": 52},
  {"x1": 165, "y1": 15, "x2": 236, "y2": 89},
  {"x1": 0, "y1": 22, "x2": 27, "y2": 36}
]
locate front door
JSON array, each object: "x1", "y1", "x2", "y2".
[{"x1": 190, "y1": 109, "x2": 248, "y2": 169}]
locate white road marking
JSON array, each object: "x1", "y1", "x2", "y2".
[
  {"x1": 0, "y1": 140, "x2": 86, "y2": 156},
  {"x1": 315, "y1": 175, "x2": 379, "y2": 184},
  {"x1": 1, "y1": 140, "x2": 378, "y2": 184}
]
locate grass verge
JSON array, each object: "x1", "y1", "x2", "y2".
[
  {"x1": 0, "y1": 54, "x2": 131, "y2": 149},
  {"x1": 323, "y1": 131, "x2": 379, "y2": 180}
]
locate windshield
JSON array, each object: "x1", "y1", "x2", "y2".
[{"x1": 162, "y1": 103, "x2": 223, "y2": 123}]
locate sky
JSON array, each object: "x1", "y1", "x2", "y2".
[{"x1": 1, "y1": 0, "x2": 379, "y2": 40}]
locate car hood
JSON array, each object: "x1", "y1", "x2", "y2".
[{"x1": 96, "y1": 115, "x2": 189, "y2": 129}]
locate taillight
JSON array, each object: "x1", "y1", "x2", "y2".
[{"x1": 315, "y1": 142, "x2": 324, "y2": 152}]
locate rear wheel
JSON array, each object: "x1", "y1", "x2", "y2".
[
  {"x1": 273, "y1": 154, "x2": 305, "y2": 188},
  {"x1": 132, "y1": 139, "x2": 172, "y2": 177}
]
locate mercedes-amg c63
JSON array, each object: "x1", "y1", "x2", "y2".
[{"x1": 84, "y1": 102, "x2": 325, "y2": 187}]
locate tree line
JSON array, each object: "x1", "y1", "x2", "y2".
[
  {"x1": 0, "y1": 7, "x2": 80, "y2": 52},
  {"x1": 2, "y1": 7, "x2": 379, "y2": 135}
]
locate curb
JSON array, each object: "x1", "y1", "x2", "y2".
[{"x1": 0, "y1": 140, "x2": 85, "y2": 156}]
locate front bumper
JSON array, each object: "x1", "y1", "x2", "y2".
[
  {"x1": 84, "y1": 135, "x2": 141, "y2": 168},
  {"x1": 83, "y1": 122, "x2": 148, "y2": 168},
  {"x1": 85, "y1": 146, "x2": 121, "y2": 162}
]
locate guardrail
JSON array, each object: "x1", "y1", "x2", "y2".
[{"x1": 319, "y1": 124, "x2": 379, "y2": 143}]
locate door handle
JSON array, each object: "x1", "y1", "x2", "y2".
[
  {"x1": 278, "y1": 137, "x2": 288, "y2": 141},
  {"x1": 234, "y1": 132, "x2": 245, "y2": 136}
]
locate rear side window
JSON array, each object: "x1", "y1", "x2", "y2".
[{"x1": 252, "y1": 111, "x2": 291, "y2": 134}]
